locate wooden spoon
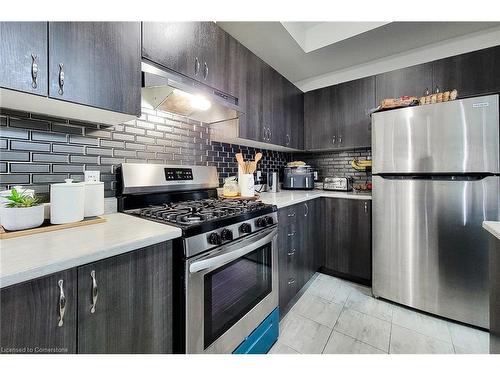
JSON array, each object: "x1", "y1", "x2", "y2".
[
  {"x1": 236, "y1": 153, "x2": 245, "y2": 170},
  {"x1": 254, "y1": 152, "x2": 262, "y2": 164}
]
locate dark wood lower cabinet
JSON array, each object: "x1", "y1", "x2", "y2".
[
  {"x1": 77, "y1": 242, "x2": 173, "y2": 353},
  {"x1": 322, "y1": 198, "x2": 372, "y2": 284},
  {"x1": 0, "y1": 269, "x2": 77, "y2": 354}
]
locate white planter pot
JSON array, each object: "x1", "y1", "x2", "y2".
[{"x1": 0, "y1": 205, "x2": 45, "y2": 231}]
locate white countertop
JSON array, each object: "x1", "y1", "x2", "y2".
[
  {"x1": 483, "y1": 221, "x2": 500, "y2": 241},
  {"x1": 259, "y1": 189, "x2": 371, "y2": 208},
  {"x1": 0, "y1": 213, "x2": 182, "y2": 288}
]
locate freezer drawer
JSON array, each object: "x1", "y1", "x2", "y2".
[
  {"x1": 372, "y1": 94, "x2": 499, "y2": 174},
  {"x1": 372, "y1": 175, "x2": 500, "y2": 328}
]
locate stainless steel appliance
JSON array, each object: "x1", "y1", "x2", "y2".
[
  {"x1": 267, "y1": 172, "x2": 279, "y2": 193},
  {"x1": 117, "y1": 163, "x2": 279, "y2": 353},
  {"x1": 282, "y1": 165, "x2": 315, "y2": 190},
  {"x1": 372, "y1": 94, "x2": 500, "y2": 329},
  {"x1": 323, "y1": 177, "x2": 353, "y2": 191}
]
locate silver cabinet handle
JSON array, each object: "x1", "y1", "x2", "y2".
[
  {"x1": 339, "y1": 135, "x2": 342, "y2": 144},
  {"x1": 58, "y1": 63, "x2": 64, "y2": 95},
  {"x1": 424, "y1": 87, "x2": 430, "y2": 96},
  {"x1": 31, "y1": 54, "x2": 38, "y2": 89},
  {"x1": 58, "y1": 279, "x2": 66, "y2": 327},
  {"x1": 364, "y1": 201, "x2": 368, "y2": 213},
  {"x1": 194, "y1": 57, "x2": 200, "y2": 76},
  {"x1": 288, "y1": 278, "x2": 296, "y2": 285},
  {"x1": 203, "y1": 61, "x2": 208, "y2": 80},
  {"x1": 332, "y1": 136, "x2": 336, "y2": 144},
  {"x1": 90, "y1": 270, "x2": 98, "y2": 314},
  {"x1": 286, "y1": 134, "x2": 290, "y2": 146},
  {"x1": 304, "y1": 203, "x2": 309, "y2": 217},
  {"x1": 269, "y1": 128, "x2": 272, "y2": 141},
  {"x1": 287, "y1": 231, "x2": 296, "y2": 237},
  {"x1": 287, "y1": 212, "x2": 295, "y2": 217},
  {"x1": 287, "y1": 249, "x2": 296, "y2": 256},
  {"x1": 435, "y1": 85, "x2": 440, "y2": 93}
]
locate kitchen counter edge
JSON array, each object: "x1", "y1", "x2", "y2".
[
  {"x1": 483, "y1": 221, "x2": 500, "y2": 241},
  {"x1": 0, "y1": 213, "x2": 182, "y2": 289},
  {"x1": 259, "y1": 190, "x2": 372, "y2": 209}
]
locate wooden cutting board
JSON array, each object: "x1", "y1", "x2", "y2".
[{"x1": 0, "y1": 216, "x2": 106, "y2": 239}]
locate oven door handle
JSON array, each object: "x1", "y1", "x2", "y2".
[{"x1": 189, "y1": 227, "x2": 276, "y2": 274}]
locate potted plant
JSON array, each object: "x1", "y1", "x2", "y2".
[{"x1": 0, "y1": 188, "x2": 44, "y2": 231}]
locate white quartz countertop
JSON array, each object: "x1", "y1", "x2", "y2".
[
  {"x1": 0, "y1": 213, "x2": 182, "y2": 288},
  {"x1": 483, "y1": 221, "x2": 500, "y2": 241},
  {"x1": 259, "y1": 189, "x2": 371, "y2": 208}
]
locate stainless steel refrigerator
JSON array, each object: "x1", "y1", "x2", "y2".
[{"x1": 372, "y1": 94, "x2": 500, "y2": 329}]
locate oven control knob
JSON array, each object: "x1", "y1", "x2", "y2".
[
  {"x1": 256, "y1": 217, "x2": 268, "y2": 227},
  {"x1": 265, "y1": 216, "x2": 274, "y2": 225},
  {"x1": 220, "y1": 228, "x2": 233, "y2": 241},
  {"x1": 208, "y1": 232, "x2": 222, "y2": 245},
  {"x1": 240, "y1": 223, "x2": 252, "y2": 234}
]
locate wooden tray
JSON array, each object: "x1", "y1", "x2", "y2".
[
  {"x1": 219, "y1": 194, "x2": 260, "y2": 201},
  {"x1": 0, "y1": 216, "x2": 106, "y2": 239}
]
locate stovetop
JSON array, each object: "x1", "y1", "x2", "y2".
[{"x1": 125, "y1": 198, "x2": 276, "y2": 237}]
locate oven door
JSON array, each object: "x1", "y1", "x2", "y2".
[{"x1": 186, "y1": 226, "x2": 278, "y2": 354}]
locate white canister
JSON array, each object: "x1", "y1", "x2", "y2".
[
  {"x1": 239, "y1": 174, "x2": 255, "y2": 198},
  {"x1": 84, "y1": 181, "x2": 104, "y2": 217},
  {"x1": 50, "y1": 179, "x2": 85, "y2": 224}
]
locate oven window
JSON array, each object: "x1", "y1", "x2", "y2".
[{"x1": 203, "y1": 243, "x2": 272, "y2": 349}]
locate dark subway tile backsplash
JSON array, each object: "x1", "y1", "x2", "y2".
[{"x1": 0, "y1": 108, "x2": 290, "y2": 199}]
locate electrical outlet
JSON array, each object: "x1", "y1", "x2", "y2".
[
  {"x1": 256, "y1": 170, "x2": 262, "y2": 182},
  {"x1": 84, "y1": 170, "x2": 100, "y2": 183}
]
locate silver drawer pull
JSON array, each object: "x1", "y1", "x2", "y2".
[
  {"x1": 203, "y1": 62, "x2": 208, "y2": 80},
  {"x1": 287, "y1": 231, "x2": 296, "y2": 237},
  {"x1": 194, "y1": 57, "x2": 200, "y2": 76},
  {"x1": 90, "y1": 270, "x2": 98, "y2": 314},
  {"x1": 58, "y1": 63, "x2": 64, "y2": 95},
  {"x1": 58, "y1": 279, "x2": 66, "y2": 327},
  {"x1": 31, "y1": 54, "x2": 38, "y2": 89},
  {"x1": 304, "y1": 203, "x2": 309, "y2": 216},
  {"x1": 287, "y1": 212, "x2": 295, "y2": 217},
  {"x1": 287, "y1": 249, "x2": 296, "y2": 256},
  {"x1": 288, "y1": 278, "x2": 296, "y2": 285}
]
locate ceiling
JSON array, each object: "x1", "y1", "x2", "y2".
[{"x1": 217, "y1": 22, "x2": 500, "y2": 91}]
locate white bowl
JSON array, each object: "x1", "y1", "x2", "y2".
[{"x1": 0, "y1": 205, "x2": 45, "y2": 231}]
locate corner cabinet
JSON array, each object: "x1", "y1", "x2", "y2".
[
  {"x1": 48, "y1": 22, "x2": 141, "y2": 115},
  {"x1": 0, "y1": 241, "x2": 173, "y2": 354},
  {"x1": 323, "y1": 198, "x2": 372, "y2": 285},
  {"x1": 0, "y1": 270, "x2": 77, "y2": 354},
  {"x1": 0, "y1": 22, "x2": 48, "y2": 96}
]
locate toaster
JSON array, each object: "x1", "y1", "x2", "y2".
[
  {"x1": 323, "y1": 177, "x2": 353, "y2": 191},
  {"x1": 282, "y1": 165, "x2": 315, "y2": 190}
]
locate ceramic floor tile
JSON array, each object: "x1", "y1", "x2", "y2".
[
  {"x1": 279, "y1": 311, "x2": 332, "y2": 354},
  {"x1": 268, "y1": 341, "x2": 299, "y2": 354},
  {"x1": 333, "y1": 308, "x2": 391, "y2": 352},
  {"x1": 323, "y1": 331, "x2": 386, "y2": 354},
  {"x1": 305, "y1": 276, "x2": 339, "y2": 301},
  {"x1": 345, "y1": 288, "x2": 393, "y2": 322},
  {"x1": 391, "y1": 305, "x2": 452, "y2": 343},
  {"x1": 389, "y1": 324, "x2": 455, "y2": 354},
  {"x1": 448, "y1": 322, "x2": 489, "y2": 354},
  {"x1": 330, "y1": 282, "x2": 355, "y2": 305},
  {"x1": 292, "y1": 293, "x2": 343, "y2": 328}
]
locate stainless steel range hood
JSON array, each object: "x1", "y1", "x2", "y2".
[{"x1": 141, "y1": 61, "x2": 242, "y2": 124}]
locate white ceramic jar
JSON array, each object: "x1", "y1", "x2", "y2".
[
  {"x1": 50, "y1": 179, "x2": 85, "y2": 224},
  {"x1": 239, "y1": 174, "x2": 255, "y2": 198},
  {"x1": 84, "y1": 181, "x2": 104, "y2": 217}
]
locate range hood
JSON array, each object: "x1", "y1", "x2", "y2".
[{"x1": 141, "y1": 61, "x2": 242, "y2": 124}]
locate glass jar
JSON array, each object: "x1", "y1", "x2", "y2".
[{"x1": 223, "y1": 177, "x2": 239, "y2": 197}]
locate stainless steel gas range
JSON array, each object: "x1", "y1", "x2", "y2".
[{"x1": 117, "y1": 163, "x2": 279, "y2": 354}]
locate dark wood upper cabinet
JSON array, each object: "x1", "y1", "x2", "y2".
[
  {"x1": 323, "y1": 198, "x2": 372, "y2": 284},
  {"x1": 375, "y1": 63, "x2": 433, "y2": 104},
  {"x1": 433, "y1": 45, "x2": 500, "y2": 98},
  {"x1": 0, "y1": 269, "x2": 77, "y2": 354},
  {"x1": 304, "y1": 85, "x2": 339, "y2": 150},
  {"x1": 77, "y1": 242, "x2": 173, "y2": 354},
  {"x1": 48, "y1": 22, "x2": 141, "y2": 116},
  {"x1": 0, "y1": 22, "x2": 48, "y2": 96}
]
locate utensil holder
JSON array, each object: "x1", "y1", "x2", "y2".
[{"x1": 239, "y1": 174, "x2": 255, "y2": 197}]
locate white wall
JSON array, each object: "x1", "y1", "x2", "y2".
[{"x1": 296, "y1": 26, "x2": 500, "y2": 92}]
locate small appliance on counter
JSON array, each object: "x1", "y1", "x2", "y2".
[
  {"x1": 267, "y1": 172, "x2": 279, "y2": 193},
  {"x1": 282, "y1": 162, "x2": 315, "y2": 190},
  {"x1": 323, "y1": 177, "x2": 353, "y2": 191}
]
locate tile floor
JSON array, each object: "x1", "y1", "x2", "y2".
[{"x1": 269, "y1": 273, "x2": 489, "y2": 354}]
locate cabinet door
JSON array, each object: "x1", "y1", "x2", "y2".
[
  {"x1": 49, "y1": 22, "x2": 141, "y2": 115},
  {"x1": 0, "y1": 22, "x2": 48, "y2": 96},
  {"x1": 270, "y1": 69, "x2": 287, "y2": 146},
  {"x1": 290, "y1": 84, "x2": 304, "y2": 150},
  {"x1": 433, "y1": 45, "x2": 500, "y2": 98},
  {"x1": 304, "y1": 85, "x2": 339, "y2": 150},
  {"x1": 0, "y1": 270, "x2": 77, "y2": 353},
  {"x1": 375, "y1": 63, "x2": 433, "y2": 104},
  {"x1": 337, "y1": 77, "x2": 375, "y2": 149},
  {"x1": 324, "y1": 199, "x2": 372, "y2": 283},
  {"x1": 77, "y1": 242, "x2": 173, "y2": 354}
]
